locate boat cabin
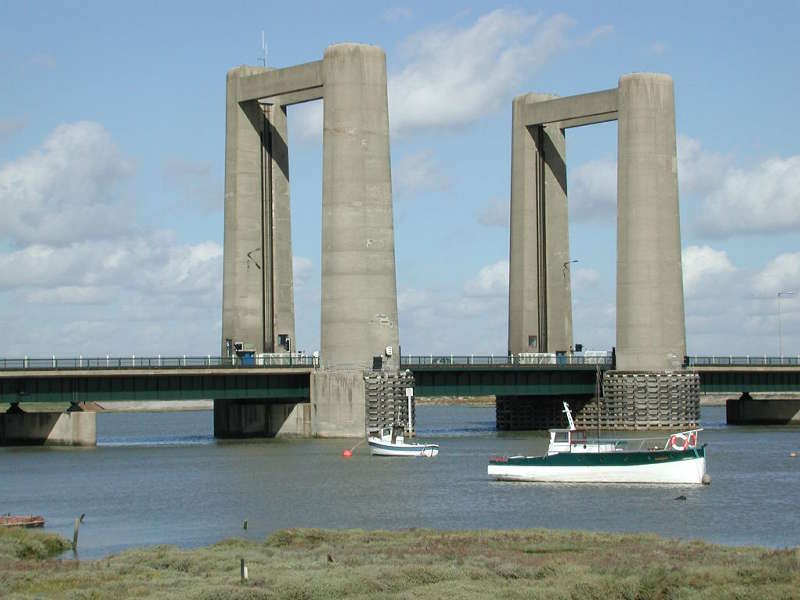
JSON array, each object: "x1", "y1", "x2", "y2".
[
  {"x1": 548, "y1": 428, "x2": 588, "y2": 454},
  {"x1": 371, "y1": 425, "x2": 405, "y2": 445},
  {"x1": 547, "y1": 428, "x2": 621, "y2": 455}
]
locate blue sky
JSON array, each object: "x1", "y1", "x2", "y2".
[{"x1": 1, "y1": 1, "x2": 799, "y2": 358}]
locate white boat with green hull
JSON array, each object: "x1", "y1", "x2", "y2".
[{"x1": 488, "y1": 403, "x2": 707, "y2": 484}]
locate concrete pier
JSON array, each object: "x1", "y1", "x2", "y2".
[
  {"x1": 310, "y1": 370, "x2": 366, "y2": 437},
  {"x1": 616, "y1": 73, "x2": 685, "y2": 372},
  {"x1": 213, "y1": 400, "x2": 310, "y2": 437},
  {"x1": 320, "y1": 44, "x2": 399, "y2": 372},
  {"x1": 0, "y1": 405, "x2": 96, "y2": 446},
  {"x1": 726, "y1": 393, "x2": 800, "y2": 424}
]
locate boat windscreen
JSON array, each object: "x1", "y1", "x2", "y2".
[{"x1": 570, "y1": 430, "x2": 587, "y2": 444}]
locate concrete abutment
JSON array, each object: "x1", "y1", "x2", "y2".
[
  {"x1": 726, "y1": 393, "x2": 800, "y2": 424},
  {"x1": 1, "y1": 405, "x2": 96, "y2": 446}
]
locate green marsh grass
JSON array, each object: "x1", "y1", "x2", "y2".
[{"x1": 1, "y1": 527, "x2": 798, "y2": 599}]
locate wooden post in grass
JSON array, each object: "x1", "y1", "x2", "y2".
[
  {"x1": 72, "y1": 514, "x2": 85, "y2": 550},
  {"x1": 240, "y1": 558, "x2": 248, "y2": 582}
]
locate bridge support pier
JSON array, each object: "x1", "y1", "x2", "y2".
[
  {"x1": 602, "y1": 371, "x2": 699, "y2": 429},
  {"x1": 0, "y1": 404, "x2": 96, "y2": 446},
  {"x1": 310, "y1": 371, "x2": 366, "y2": 437},
  {"x1": 726, "y1": 392, "x2": 800, "y2": 424},
  {"x1": 213, "y1": 400, "x2": 311, "y2": 438}
]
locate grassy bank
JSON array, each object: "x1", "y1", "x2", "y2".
[{"x1": 2, "y1": 527, "x2": 798, "y2": 599}]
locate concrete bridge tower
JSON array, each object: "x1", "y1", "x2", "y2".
[
  {"x1": 217, "y1": 43, "x2": 401, "y2": 438},
  {"x1": 504, "y1": 73, "x2": 699, "y2": 430}
]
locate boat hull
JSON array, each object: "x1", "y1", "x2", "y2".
[
  {"x1": 368, "y1": 439, "x2": 439, "y2": 457},
  {"x1": 0, "y1": 515, "x2": 45, "y2": 528},
  {"x1": 488, "y1": 448, "x2": 706, "y2": 484}
]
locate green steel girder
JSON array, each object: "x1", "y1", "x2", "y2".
[
  {"x1": 409, "y1": 368, "x2": 597, "y2": 397},
  {"x1": 4, "y1": 366, "x2": 799, "y2": 405},
  {"x1": 697, "y1": 369, "x2": 800, "y2": 393},
  {"x1": 1, "y1": 373, "x2": 310, "y2": 404}
]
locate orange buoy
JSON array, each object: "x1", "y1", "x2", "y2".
[{"x1": 342, "y1": 449, "x2": 353, "y2": 458}]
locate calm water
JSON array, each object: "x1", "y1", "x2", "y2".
[{"x1": 1, "y1": 406, "x2": 799, "y2": 558}]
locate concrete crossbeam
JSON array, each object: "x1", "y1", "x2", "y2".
[
  {"x1": 261, "y1": 88, "x2": 324, "y2": 106},
  {"x1": 557, "y1": 112, "x2": 618, "y2": 129},
  {"x1": 236, "y1": 60, "x2": 323, "y2": 101},
  {"x1": 521, "y1": 88, "x2": 617, "y2": 127}
]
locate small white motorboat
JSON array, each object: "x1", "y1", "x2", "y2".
[
  {"x1": 368, "y1": 425, "x2": 439, "y2": 457},
  {"x1": 488, "y1": 402, "x2": 707, "y2": 484}
]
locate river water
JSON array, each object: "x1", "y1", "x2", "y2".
[{"x1": 1, "y1": 405, "x2": 799, "y2": 558}]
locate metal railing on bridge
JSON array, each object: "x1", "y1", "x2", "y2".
[
  {"x1": 0, "y1": 354, "x2": 319, "y2": 371},
  {"x1": 685, "y1": 355, "x2": 800, "y2": 367},
  {"x1": 400, "y1": 353, "x2": 613, "y2": 367}
]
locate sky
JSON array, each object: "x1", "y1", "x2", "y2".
[{"x1": 1, "y1": 1, "x2": 799, "y2": 359}]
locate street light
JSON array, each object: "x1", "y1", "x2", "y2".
[
  {"x1": 562, "y1": 259, "x2": 578, "y2": 279},
  {"x1": 777, "y1": 290, "x2": 795, "y2": 357}
]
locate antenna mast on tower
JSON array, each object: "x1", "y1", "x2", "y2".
[{"x1": 259, "y1": 31, "x2": 268, "y2": 67}]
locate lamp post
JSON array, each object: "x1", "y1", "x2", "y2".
[
  {"x1": 778, "y1": 290, "x2": 795, "y2": 357},
  {"x1": 562, "y1": 259, "x2": 578, "y2": 279}
]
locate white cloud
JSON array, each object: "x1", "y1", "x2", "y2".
[
  {"x1": 569, "y1": 158, "x2": 617, "y2": 221},
  {"x1": 477, "y1": 198, "x2": 509, "y2": 228},
  {"x1": 25, "y1": 286, "x2": 109, "y2": 305},
  {"x1": 648, "y1": 42, "x2": 668, "y2": 55},
  {"x1": 389, "y1": 10, "x2": 573, "y2": 136},
  {"x1": 681, "y1": 245, "x2": 736, "y2": 299},
  {"x1": 0, "y1": 121, "x2": 135, "y2": 245},
  {"x1": 293, "y1": 10, "x2": 580, "y2": 141},
  {"x1": 0, "y1": 121, "x2": 226, "y2": 355},
  {"x1": 677, "y1": 134, "x2": 729, "y2": 197},
  {"x1": 293, "y1": 256, "x2": 313, "y2": 288},
  {"x1": 576, "y1": 25, "x2": 614, "y2": 47},
  {"x1": 751, "y1": 252, "x2": 800, "y2": 297},
  {"x1": 572, "y1": 267, "x2": 600, "y2": 290},
  {"x1": 464, "y1": 260, "x2": 509, "y2": 297},
  {"x1": 397, "y1": 287, "x2": 432, "y2": 312},
  {"x1": 0, "y1": 236, "x2": 222, "y2": 297},
  {"x1": 290, "y1": 101, "x2": 323, "y2": 143},
  {"x1": 694, "y1": 156, "x2": 800, "y2": 236},
  {"x1": 569, "y1": 135, "x2": 731, "y2": 222},
  {"x1": 393, "y1": 150, "x2": 451, "y2": 197}
]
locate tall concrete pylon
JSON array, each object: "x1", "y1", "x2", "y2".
[
  {"x1": 508, "y1": 93, "x2": 573, "y2": 355},
  {"x1": 616, "y1": 73, "x2": 685, "y2": 371},
  {"x1": 219, "y1": 43, "x2": 399, "y2": 438},
  {"x1": 320, "y1": 44, "x2": 399, "y2": 372},
  {"x1": 222, "y1": 66, "x2": 296, "y2": 357}
]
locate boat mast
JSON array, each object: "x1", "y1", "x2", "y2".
[{"x1": 562, "y1": 401, "x2": 576, "y2": 430}]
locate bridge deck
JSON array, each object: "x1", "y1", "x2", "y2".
[{"x1": 1, "y1": 356, "x2": 799, "y2": 404}]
